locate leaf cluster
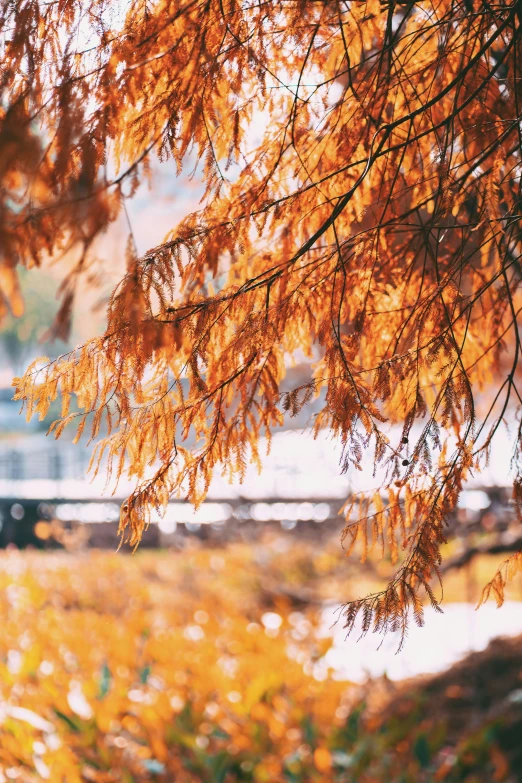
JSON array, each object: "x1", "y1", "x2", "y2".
[{"x1": 7, "y1": 0, "x2": 522, "y2": 639}]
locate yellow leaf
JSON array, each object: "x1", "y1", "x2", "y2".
[{"x1": 314, "y1": 747, "x2": 332, "y2": 773}]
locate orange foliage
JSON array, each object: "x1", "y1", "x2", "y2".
[
  {"x1": 0, "y1": 547, "x2": 348, "y2": 782},
  {"x1": 4, "y1": 0, "x2": 522, "y2": 638}
]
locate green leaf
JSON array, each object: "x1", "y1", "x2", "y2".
[
  {"x1": 211, "y1": 727, "x2": 231, "y2": 740},
  {"x1": 301, "y1": 715, "x2": 317, "y2": 745},
  {"x1": 143, "y1": 759, "x2": 166, "y2": 774},
  {"x1": 53, "y1": 709, "x2": 80, "y2": 733},
  {"x1": 98, "y1": 663, "x2": 112, "y2": 699},
  {"x1": 413, "y1": 734, "x2": 431, "y2": 768}
]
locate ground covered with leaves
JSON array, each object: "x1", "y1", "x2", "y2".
[{"x1": 0, "y1": 542, "x2": 520, "y2": 782}]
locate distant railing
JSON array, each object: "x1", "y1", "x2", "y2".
[
  {"x1": 0, "y1": 445, "x2": 91, "y2": 482},
  {"x1": 0, "y1": 445, "x2": 517, "y2": 552}
]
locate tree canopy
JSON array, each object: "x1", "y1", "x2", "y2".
[{"x1": 5, "y1": 0, "x2": 522, "y2": 640}]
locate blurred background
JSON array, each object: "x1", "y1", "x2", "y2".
[{"x1": 0, "y1": 162, "x2": 521, "y2": 782}]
